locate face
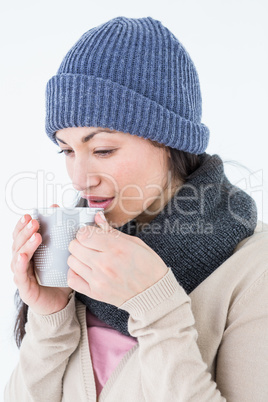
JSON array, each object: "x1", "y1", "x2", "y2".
[{"x1": 55, "y1": 126, "x2": 177, "y2": 227}]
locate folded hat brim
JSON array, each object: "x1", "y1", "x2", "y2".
[{"x1": 46, "y1": 73, "x2": 209, "y2": 154}]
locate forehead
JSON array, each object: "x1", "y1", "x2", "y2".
[
  {"x1": 54, "y1": 127, "x2": 163, "y2": 152},
  {"x1": 55, "y1": 127, "x2": 120, "y2": 144}
]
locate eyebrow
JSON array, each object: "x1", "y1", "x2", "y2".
[{"x1": 55, "y1": 129, "x2": 116, "y2": 145}]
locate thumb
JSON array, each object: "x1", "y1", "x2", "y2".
[
  {"x1": 94, "y1": 211, "x2": 153, "y2": 250},
  {"x1": 94, "y1": 211, "x2": 122, "y2": 238},
  {"x1": 49, "y1": 204, "x2": 60, "y2": 208},
  {"x1": 95, "y1": 212, "x2": 155, "y2": 252},
  {"x1": 95, "y1": 211, "x2": 114, "y2": 233}
]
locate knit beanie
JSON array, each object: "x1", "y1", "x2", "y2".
[{"x1": 45, "y1": 16, "x2": 209, "y2": 154}]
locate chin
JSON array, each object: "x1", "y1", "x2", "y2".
[{"x1": 105, "y1": 211, "x2": 137, "y2": 228}]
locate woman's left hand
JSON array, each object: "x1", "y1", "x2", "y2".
[{"x1": 67, "y1": 212, "x2": 168, "y2": 307}]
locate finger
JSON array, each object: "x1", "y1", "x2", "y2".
[
  {"x1": 13, "y1": 253, "x2": 33, "y2": 293},
  {"x1": 68, "y1": 253, "x2": 93, "y2": 276},
  {"x1": 12, "y1": 204, "x2": 59, "y2": 240},
  {"x1": 12, "y1": 218, "x2": 40, "y2": 255},
  {"x1": 68, "y1": 240, "x2": 101, "y2": 268},
  {"x1": 95, "y1": 212, "x2": 154, "y2": 252},
  {"x1": 11, "y1": 231, "x2": 42, "y2": 274},
  {"x1": 12, "y1": 214, "x2": 32, "y2": 241},
  {"x1": 94, "y1": 211, "x2": 150, "y2": 251},
  {"x1": 94, "y1": 211, "x2": 121, "y2": 237},
  {"x1": 13, "y1": 205, "x2": 59, "y2": 254},
  {"x1": 67, "y1": 268, "x2": 91, "y2": 296},
  {"x1": 75, "y1": 225, "x2": 108, "y2": 251},
  {"x1": 76, "y1": 220, "x2": 122, "y2": 252},
  {"x1": 94, "y1": 211, "x2": 111, "y2": 233}
]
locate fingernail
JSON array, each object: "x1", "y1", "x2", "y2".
[
  {"x1": 98, "y1": 211, "x2": 106, "y2": 222},
  {"x1": 29, "y1": 233, "x2": 36, "y2": 242},
  {"x1": 21, "y1": 216, "x2": 25, "y2": 224},
  {"x1": 27, "y1": 220, "x2": 33, "y2": 229},
  {"x1": 17, "y1": 254, "x2": 22, "y2": 263}
]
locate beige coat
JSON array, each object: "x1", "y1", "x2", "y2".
[{"x1": 5, "y1": 222, "x2": 268, "y2": 401}]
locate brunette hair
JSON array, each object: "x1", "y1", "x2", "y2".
[{"x1": 13, "y1": 147, "x2": 200, "y2": 347}]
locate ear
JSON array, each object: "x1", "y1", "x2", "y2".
[{"x1": 164, "y1": 146, "x2": 171, "y2": 159}]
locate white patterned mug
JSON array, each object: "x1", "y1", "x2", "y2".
[{"x1": 32, "y1": 207, "x2": 103, "y2": 287}]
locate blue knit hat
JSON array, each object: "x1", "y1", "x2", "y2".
[{"x1": 45, "y1": 16, "x2": 209, "y2": 154}]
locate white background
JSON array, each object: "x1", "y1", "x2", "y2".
[{"x1": 1, "y1": 0, "x2": 267, "y2": 398}]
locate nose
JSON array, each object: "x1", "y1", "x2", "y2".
[{"x1": 71, "y1": 158, "x2": 101, "y2": 192}]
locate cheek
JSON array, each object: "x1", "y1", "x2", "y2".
[
  {"x1": 65, "y1": 159, "x2": 73, "y2": 179},
  {"x1": 116, "y1": 161, "x2": 161, "y2": 200},
  {"x1": 112, "y1": 164, "x2": 138, "y2": 192},
  {"x1": 106, "y1": 159, "x2": 143, "y2": 201}
]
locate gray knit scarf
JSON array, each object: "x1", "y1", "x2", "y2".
[{"x1": 76, "y1": 153, "x2": 257, "y2": 336}]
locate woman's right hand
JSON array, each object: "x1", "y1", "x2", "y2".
[{"x1": 11, "y1": 205, "x2": 72, "y2": 315}]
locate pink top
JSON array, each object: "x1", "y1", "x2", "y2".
[{"x1": 86, "y1": 309, "x2": 138, "y2": 397}]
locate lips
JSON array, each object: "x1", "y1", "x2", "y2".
[{"x1": 81, "y1": 195, "x2": 115, "y2": 209}]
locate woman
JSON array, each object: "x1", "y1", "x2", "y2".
[{"x1": 6, "y1": 16, "x2": 268, "y2": 401}]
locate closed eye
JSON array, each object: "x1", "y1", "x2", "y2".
[
  {"x1": 57, "y1": 149, "x2": 116, "y2": 157},
  {"x1": 94, "y1": 149, "x2": 115, "y2": 156},
  {"x1": 57, "y1": 149, "x2": 73, "y2": 156}
]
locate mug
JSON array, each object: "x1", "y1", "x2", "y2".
[{"x1": 32, "y1": 207, "x2": 103, "y2": 287}]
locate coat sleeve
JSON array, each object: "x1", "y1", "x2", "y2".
[
  {"x1": 119, "y1": 268, "x2": 226, "y2": 401},
  {"x1": 4, "y1": 292, "x2": 81, "y2": 402}
]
